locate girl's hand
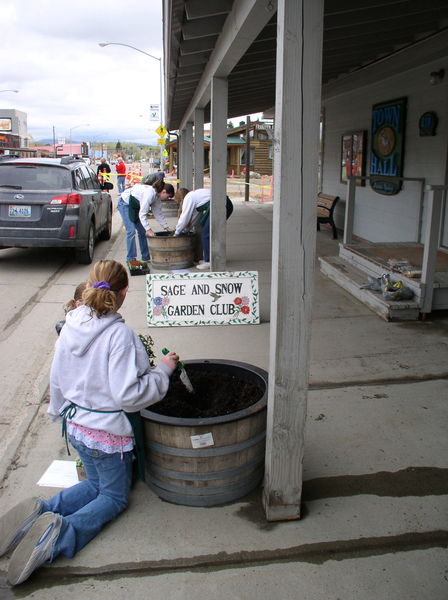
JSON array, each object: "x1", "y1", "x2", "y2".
[
  {"x1": 146, "y1": 228, "x2": 155, "y2": 237},
  {"x1": 161, "y1": 351, "x2": 179, "y2": 371}
]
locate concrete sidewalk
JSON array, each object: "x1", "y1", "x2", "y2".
[{"x1": 0, "y1": 199, "x2": 447, "y2": 598}]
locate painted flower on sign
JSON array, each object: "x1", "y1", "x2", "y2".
[
  {"x1": 233, "y1": 297, "x2": 251, "y2": 317},
  {"x1": 153, "y1": 295, "x2": 170, "y2": 317}
]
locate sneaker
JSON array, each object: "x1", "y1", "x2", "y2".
[
  {"x1": 196, "y1": 262, "x2": 211, "y2": 270},
  {"x1": 0, "y1": 497, "x2": 42, "y2": 557},
  {"x1": 7, "y1": 512, "x2": 62, "y2": 586}
]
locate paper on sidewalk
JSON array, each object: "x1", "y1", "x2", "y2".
[{"x1": 37, "y1": 460, "x2": 79, "y2": 488}]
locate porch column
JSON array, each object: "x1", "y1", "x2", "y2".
[
  {"x1": 178, "y1": 129, "x2": 185, "y2": 185},
  {"x1": 343, "y1": 176, "x2": 356, "y2": 245},
  {"x1": 194, "y1": 108, "x2": 205, "y2": 189},
  {"x1": 263, "y1": 0, "x2": 323, "y2": 521},
  {"x1": 210, "y1": 76, "x2": 228, "y2": 271},
  {"x1": 420, "y1": 185, "x2": 445, "y2": 314},
  {"x1": 184, "y1": 121, "x2": 194, "y2": 190}
]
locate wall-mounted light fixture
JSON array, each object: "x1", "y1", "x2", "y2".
[{"x1": 429, "y1": 68, "x2": 445, "y2": 85}]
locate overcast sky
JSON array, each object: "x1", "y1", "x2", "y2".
[{"x1": 2, "y1": 0, "x2": 165, "y2": 145}]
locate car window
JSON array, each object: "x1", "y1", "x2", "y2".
[
  {"x1": 0, "y1": 164, "x2": 72, "y2": 190},
  {"x1": 79, "y1": 165, "x2": 96, "y2": 190},
  {"x1": 73, "y1": 168, "x2": 87, "y2": 190},
  {"x1": 86, "y1": 167, "x2": 101, "y2": 189}
]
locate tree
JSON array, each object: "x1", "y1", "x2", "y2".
[
  {"x1": 116, "y1": 141, "x2": 122, "y2": 153},
  {"x1": 227, "y1": 120, "x2": 234, "y2": 129}
]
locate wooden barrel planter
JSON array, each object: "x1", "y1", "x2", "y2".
[
  {"x1": 161, "y1": 200, "x2": 180, "y2": 218},
  {"x1": 141, "y1": 360, "x2": 268, "y2": 507},
  {"x1": 147, "y1": 231, "x2": 196, "y2": 270}
]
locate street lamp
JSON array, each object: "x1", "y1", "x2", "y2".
[
  {"x1": 0, "y1": 89, "x2": 19, "y2": 93},
  {"x1": 69, "y1": 123, "x2": 90, "y2": 155},
  {"x1": 98, "y1": 41, "x2": 164, "y2": 169}
]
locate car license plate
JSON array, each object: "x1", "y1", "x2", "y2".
[{"x1": 8, "y1": 205, "x2": 31, "y2": 218}]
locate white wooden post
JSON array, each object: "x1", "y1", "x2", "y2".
[
  {"x1": 420, "y1": 185, "x2": 444, "y2": 314},
  {"x1": 210, "y1": 76, "x2": 228, "y2": 272},
  {"x1": 263, "y1": 0, "x2": 323, "y2": 521},
  {"x1": 343, "y1": 176, "x2": 356, "y2": 245},
  {"x1": 184, "y1": 122, "x2": 194, "y2": 190},
  {"x1": 178, "y1": 130, "x2": 185, "y2": 186},
  {"x1": 194, "y1": 108, "x2": 205, "y2": 190}
]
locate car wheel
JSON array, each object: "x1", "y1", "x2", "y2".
[
  {"x1": 75, "y1": 221, "x2": 95, "y2": 264},
  {"x1": 99, "y1": 203, "x2": 112, "y2": 241}
]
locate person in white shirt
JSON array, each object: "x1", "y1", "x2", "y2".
[
  {"x1": 174, "y1": 188, "x2": 233, "y2": 270},
  {"x1": 135, "y1": 177, "x2": 173, "y2": 237}
]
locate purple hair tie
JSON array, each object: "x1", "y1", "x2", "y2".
[{"x1": 93, "y1": 281, "x2": 111, "y2": 290}]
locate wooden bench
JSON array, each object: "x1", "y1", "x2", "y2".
[{"x1": 316, "y1": 193, "x2": 340, "y2": 239}]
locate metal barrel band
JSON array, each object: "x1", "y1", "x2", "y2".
[
  {"x1": 145, "y1": 430, "x2": 266, "y2": 458},
  {"x1": 147, "y1": 454, "x2": 264, "y2": 481},
  {"x1": 146, "y1": 467, "x2": 263, "y2": 506}
]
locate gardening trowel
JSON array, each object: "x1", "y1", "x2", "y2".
[{"x1": 162, "y1": 348, "x2": 195, "y2": 393}]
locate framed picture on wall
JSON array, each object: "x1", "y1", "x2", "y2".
[{"x1": 340, "y1": 130, "x2": 366, "y2": 186}]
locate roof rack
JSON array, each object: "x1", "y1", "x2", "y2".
[
  {"x1": 60, "y1": 156, "x2": 84, "y2": 165},
  {"x1": 0, "y1": 154, "x2": 20, "y2": 161}
]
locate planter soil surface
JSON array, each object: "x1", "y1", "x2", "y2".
[{"x1": 150, "y1": 368, "x2": 264, "y2": 418}]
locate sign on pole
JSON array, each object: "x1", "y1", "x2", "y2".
[
  {"x1": 149, "y1": 104, "x2": 159, "y2": 121},
  {"x1": 147, "y1": 271, "x2": 259, "y2": 327},
  {"x1": 155, "y1": 124, "x2": 168, "y2": 138},
  {"x1": 157, "y1": 138, "x2": 166, "y2": 145}
]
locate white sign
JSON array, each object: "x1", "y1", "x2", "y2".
[
  {"x1": 149, "y1": 104, "x2": 159, "y2": 121},
  {"x1": 0, "y1": 118, "x2": 12, "y2": 132},
  {"x1": 146, "y1": 271, "x2": 259, "y2": 327},
  {"x1": 191, "y1": 432, "x2": 214, "y2": 448}
]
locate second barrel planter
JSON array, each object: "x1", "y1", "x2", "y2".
[{"x1": 147, "y1": 231, "x2": 196, "y2": 270}]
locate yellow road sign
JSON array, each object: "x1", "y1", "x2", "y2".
[
  {"x1": 155, "y1": 125, "x2": 168, "y2": 138},
  {"x1": 157, "y1": 138, "x2": 166, "y2": 145}
]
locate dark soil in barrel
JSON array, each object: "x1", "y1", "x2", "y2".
[{"x1": 149, "y1": 368, "x2": 264, "y2": 418}]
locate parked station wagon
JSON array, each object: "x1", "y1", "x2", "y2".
[{"x1": 0, "y1": 156, "x2": 113, "y2": 263}]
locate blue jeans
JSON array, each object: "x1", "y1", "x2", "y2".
[
  {"x1": 201, "y1": 197, "x2": 234, "y2": 262},
  {"x1": 117, "y1": 176, "x2": 126, "y2": 194},
  {"x1": 117, "y1": 198, "x2": 150, "y2": 261},
  {"x1": 41, "y1": 436, "x2": 133, "y2": 559}
]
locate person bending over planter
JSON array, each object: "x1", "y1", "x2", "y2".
[
  {"x1": 118, "y1": 183, "x2": 151, "y2": 263},
  {"x1": 0, "y1": 260, "x2": 179, "y2": 586},
  {"x1": 174, "y1": 188, "x2": 233, "y2": 270},
  {"x1": 129, "y1": 176, "x2": 173, "y2": 238}
]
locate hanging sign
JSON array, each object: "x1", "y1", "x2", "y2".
[
  {"x1": 146, "y1": 271, "x2": 259, "y2": 327},
  {"x1": 419, "y1": 111, "x2": 438, "y2": 136},
  {"x1": 370, "y1": 97, "x2": 407, "y2": 195},
  {"x1": 149, "y1": 104, "x2": 159, "y2": 121}
]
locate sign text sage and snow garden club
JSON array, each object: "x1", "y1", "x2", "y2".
[{"x1": 146, "y1": 271, "x2": 259, "y2": 327}]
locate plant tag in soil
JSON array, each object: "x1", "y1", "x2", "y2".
[{"x1": 190, "y1": 432, "x2": 214, "y2": 449}]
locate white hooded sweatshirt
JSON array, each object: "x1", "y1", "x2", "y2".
[{"x1": 48, "y1": 304, "x2": 172, "y2": 437}]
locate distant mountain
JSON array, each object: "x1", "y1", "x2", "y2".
[{"x1": 34, "y1": 138, "x2": 154, "y2": 146}]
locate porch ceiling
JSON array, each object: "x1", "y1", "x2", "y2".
[{"x1": 164, "y1": 0, "x2": 448, "y2": 130}]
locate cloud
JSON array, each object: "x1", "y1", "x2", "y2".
[{"x1": 1, "y1": 0, "x2": 164, "y2": 144}]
